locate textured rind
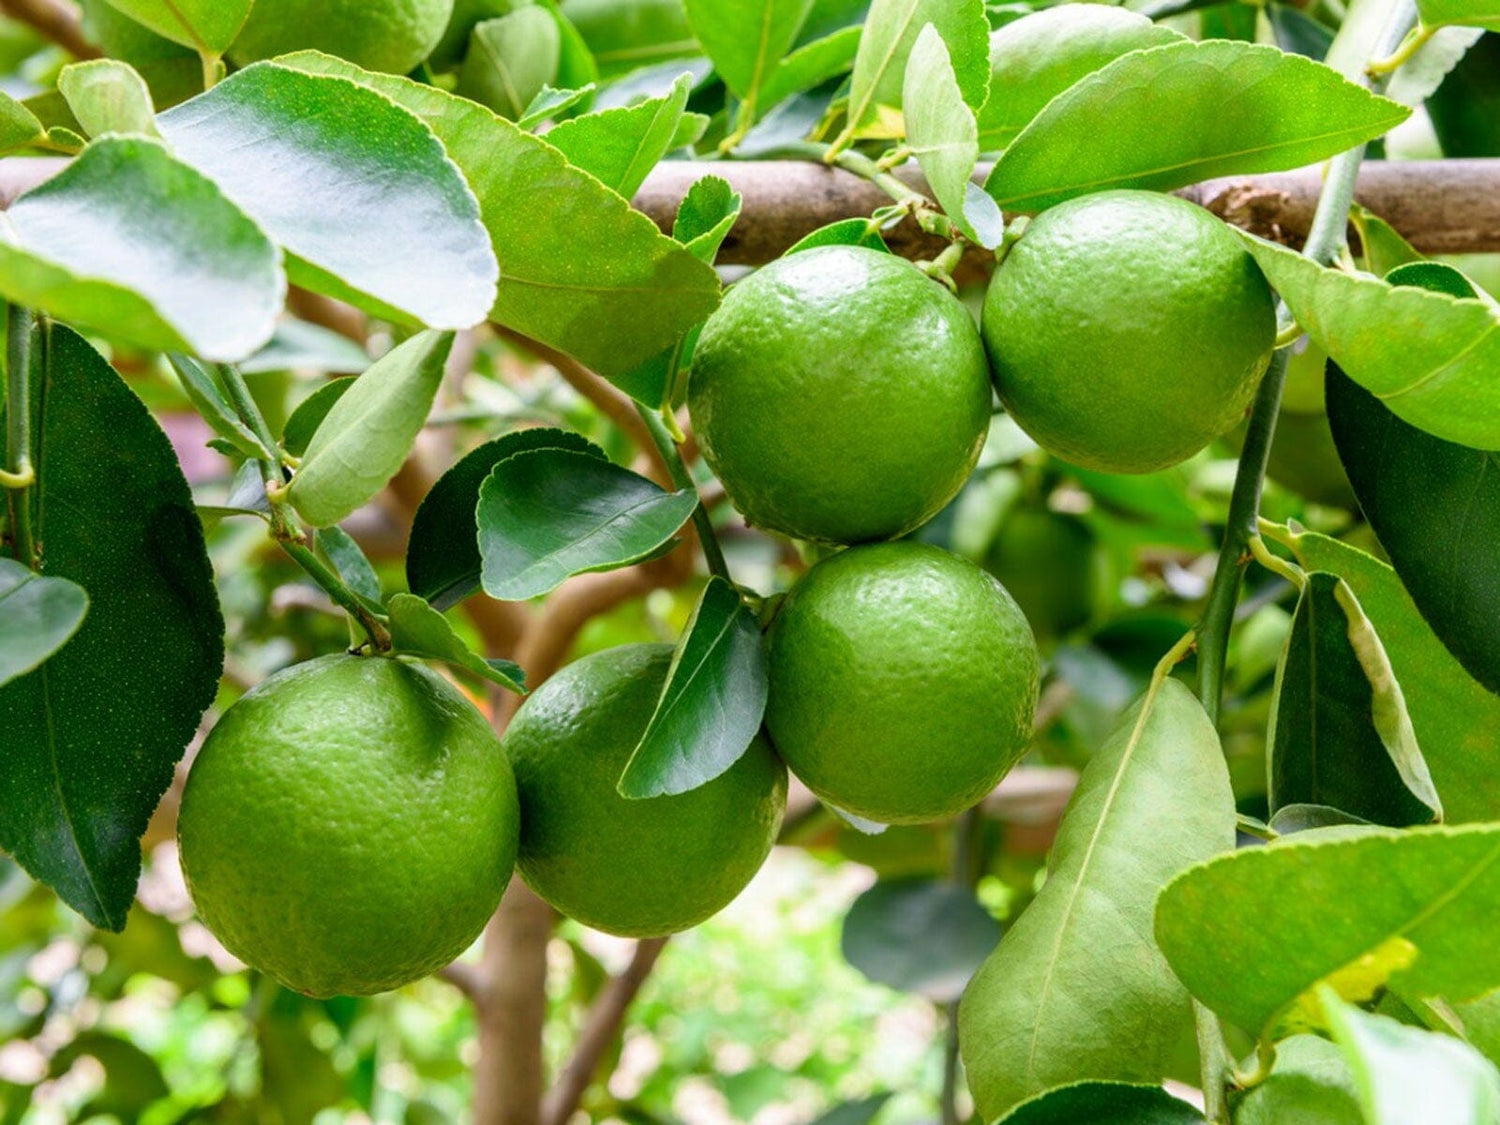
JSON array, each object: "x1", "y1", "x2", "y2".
[
  {"x1": 982, "y1": 189, "x2": 1274, "y2": 474},
  {"x1": 503, "y1": 644, "x2": 787, "y2": 937},
  {"x1": 765, "y1": 542, "x2": 1040, "y2": 825},
  {"x1": 230, "y1": 0, "x2": 454, "y2": 73},
  {"x1": 688, "y1": 245, "x2": 993, "y2": 545},
  {"x1": 178, "y1": 653, "x2": 518, "y2": 998}
]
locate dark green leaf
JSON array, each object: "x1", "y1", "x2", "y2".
[
  {"x1": 405, "y1": 427, "x2": 602, "y2": 609},
  {"x1": 842, "y1": 877, "x2": 1000, "y2": 1002},
  {"x1": 280, "y1": 378, "x2": 354, "y2": 458},
  {"x1": 986, "y1": 41, "x2": 1409, "y2": 212},
  {"x1": 844, "y1": 0, "x2": 989, "y2": 137},
  {"x1": 57, "y1": 59, "x2": 157, "y2": 137},
  {"x1": 168, "y1": 354, "x2": 272, "y2": 461},
  {"x1": 618, "y1": 577, "x2": 768, "y2": 798},
  {"x1": 756, "y1": 24, "x2": 861, "y2": 112},
  {"x1": 996, "y1": 1082, "x2": 1205, "y2": 1124},
  {"x1": 808, "y1": 1093, "x2": 892, "y2": 1125},
  {"x1": 546, "y1": 71, "x2": 698, "y2": 198},
  {"x1": 157, "y1": 63, "x2": 498, "y2": 329},
  {"x1": 477, "y1": 447, "x2": 697, "y2": 601},
  {"x1": 1267, "y1": 3, "x2": 1335, "y2": 58},
  {"x1": 315, "y1": 527, "x2": 382, "y2": 607},
  {"x1": 0, "y1": 135, "x2": 282, "y2": 361},
  {"x1": 101, "y1": 0, "x2": 252, "y2": 53},
  {"x1": 0, "y1": 559, "x2": 88, "y2": 687},
  {"x1": 458, "y1": 8, "x2": 561, "y2": 120},
  {"x1": 0, "y1": 324, "x2": 223, "y2": 930},
  {"x1": 1426, "y1": 31, "x2": 1500, "y2": 157},
  {"x1": 386, "y1": 593, "x2": 526, "y2": 693},
  {"x1": 683, "y1": 0, "x2": 810, "y2": 105}
]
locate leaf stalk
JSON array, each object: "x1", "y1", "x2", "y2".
[{"x1": 3, "y1": 305, "x2": 36, "y2": 568}]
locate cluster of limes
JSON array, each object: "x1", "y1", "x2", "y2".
[{"x1": 177, "y1": 187, "x2": 1274, "y2": 997}]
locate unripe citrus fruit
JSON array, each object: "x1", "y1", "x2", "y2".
[
  {"x1": 502, "y1": 644, "x2": 787, "y2": 937},
  {"x1": 178, "y1": 654, "x2": 519, "y2": 998},
  {"x1": 689, "y1": 245, "x2": 993, "y2": 545},
  {"x1": 230, "y1": 0, "x2": 454, "y2": 74},
  {"x1": 983, "y1": 508, "x2": 1102, "y2": 638},
  {"x1": 982, "y1": 190, "x2": 1275, "y2": 474},
  {"x1": 766, "y1": 542, "x2": 1040, "y2": 825}
]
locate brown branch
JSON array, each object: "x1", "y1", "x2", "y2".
[
  {"x1": 438, "y1": 960, "x2": 488, "y2": 1002},
  {"x1": 0, "y1": 0, "x2": 99, "y2": 59},
  {"x1": 285, "y1": 287, "x2": 368, "y2": 343},
  {"x1": 474, "y1": 879, "x2": 556, "y2": 1125},
  {"x1": 540, "y1": 937, "x2": 670, "y2": 1125}
]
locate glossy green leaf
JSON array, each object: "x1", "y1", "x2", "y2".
[
  {"x1": 477, "y1": 447, "x2": 697, "y2": 601},
  {"x1": 314, "y1": 527, "x2": 382, "y2": 608},
  {"x1": 458, "y1": 9, "x2": 560, "y2": 120},
  {"x1": 57, "y1": 60, "x2": 157, "y2": 138},
  {"x1": 1418, "y1": 0, "x2": 1500, "y2": 30},
  {"x1": 1156, "y1": 824, "x2": 1500, "y2": 1036},
  {"x1": 101, "y1": 0, "x2": 252, "y2": 53},
  {"x1": 996, "y1": 1082, "x2": 1204, "y2": 1124},
  {"x1": 683, "y1": 0, "x2": 810, "y2": 105},
  {"x1": 0, "y1": 91, "x2": 45, "y2": 153},
  {"x1": 618, "y1": 577, "x2": 768, "y2": 798},
  {"x1": 786, "y1": 217, "x2": 890, "y2": 254},
  {"x1": 757, "y1": 24, "x2": 861, "y2": 110},
  {"x1": 287, "y1": 331, "x2": 453, "y2": 529},
  {"x1": 280, "y1": 379, "x2": 354, "y2": 459},
  {"x1": 1426, "y1": 31, "x2": 1500, "y2": 157},
  {"x1": 976, "y1": 6, "x2": 1184, "y2": 151},
  {"x1": 903, "y1": 24, "x2": 1001, "y2": 247},
  {"x1": 546, "y1": 71, "x2": 700, "y2": 199},
  {"x1": 278, "y1": 52, "x2": 722, "y2": 380},
  {"x1": 1268, "y1": 571, "x2": 1441, "y2": 828},
  {"x1": 842, "y1": 877, "x2": 1000, "y2": 1002},
  {"x1": 1270, "y1": 803, "x2": 1374, "y2": 835},
  {"x1": 239, "y1": 320, "x2": 371, "y2": 376},
  {"x1": 405, "y1": 428, "x2": 602, "y2": 609},
  {"x1": 564, "y1": 0, "x2": 699, "y2": 78},
  {"x1": 986, "y1": 41, "x2": 1409, "y2": 212},
  {"x1": 516, "y1": 83, "x2": 596, "y2": 129},
  {"x1": 845, "y1": 0, "x2": 988, "y2": 136},
  {"x1": 0, "y1": 559, "x2": 88, "y2": 688},
  {"x1": 1234, "y1": 1035, "x2": 1363, "y2": 1125},
  {"x1": 157, "y1": 62, "x2": 498, "y2": 330},
  {"x1": 0, "y1": 135, "x2": 282, "y2": 361},
  {"x1": 1240, "y1": 234, "x2": 1500, "y2": 449},
  {"x1": 1350, "y1": 205, "x2": 1423, "y2": 277},
  {"x1": 0, "y1": 324, "x2": 223, "y2": 931},
  {"x1": 1323, "y1": 991, "x2": 1500, "y2": 1124},
  {"x1": 959, "y1": 678, "x2": 1236, "y2": 1120},
  {"x1": 1328, "y1": 359, "x2": 1500, "y2": 697},
  {"x1": 167, "y1": 354, "x2": 272, "y2": 461},
  {"x1": 386, "y1": 593, "x2": 526, "y2": 693},
  {"x1": 673, "y1": 174, "x2": 742, "y2": 261}
]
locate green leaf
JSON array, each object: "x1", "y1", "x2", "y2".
[
  {"x1": 996, "y1": 1082, "x2": 1205, "y2": 1124},
  {"x1": 959, "y1": 677, "x2": 1236, "y2": 1120},
  {"x1": 683, "y1": 0, "x2": 811, "y2": 105},
  {"x1": 618, "y1": 577, "x2": 768, "y2": 798},
  {"x1": 0, "y1": 90, "x2": 45, "y2": 154},
  {"x1": 1418, "y1": 0, "x2": 1500, "y2": 30},
  {"x1": 1426, "y1": 30, "x2": 1500, "y2": 157},
  {"x1": 405, "y1": 427, "x2": 603, "y2": 609},
  {"x1": 672, "y1": 174, "x2": 743, "y2": 261},
  {"x1": 976, "y1": 6, "x2": 1184, "y2": 151},
  {"x1": 0, "y1": 135, "x2": 282, "y2": 361},
  {"x1": 516, "y1": 83, "x2": 596, "y2": 130},
  {"x1": 101, "y1": 0, "x2": 252, "y2": 54},
  {"x1": 903, "y1": 24, "x2": 1002, "y2": 248},
  {"x1": 458, "y1": 8, "x2": 561, "y2": 120},
  {"x1": 985, "y1": 41, "x2": 1410, "y2": 212},
  {"x1": 287, "y1": 331, "x2": 453, "y2": 529},
  {"x1": 845, "y1": 0, "x2": 988, "y2": 137},
  {"x1": 0, "y1": 324, "x2": 223, "y2": 930},
  {"x1": 280, "y1": 378, "x2": 354, "y2": 458},
  {"x1": 240, "y1": 320, "x2": 371, "y2": 376},
  {"x1": 841, "y1": 877, "x2": 1001, "y2": 1002},
  {"x1": 157, "y1": 62, "x2": 498, "y2": 330},
  {"x1": 786, "y1": 217, "x2": 891, "y2": 254},
  {"x1": 756, "y1": 24, "x2": 861, "y2": 111},
  {"x1": 1239, "y1": 234, "x2": 1500, "y2": 450},
  {"x1": 566, "y1": 0, "x2": 700, "y2": 79},
  {"x1": 1323, "y1": 991, "x2": 1500, "y2": 1124},
  {"x1": 1272, "y1": 527, "x2": 1500, "y2": 824},
  {"x1": 0, "y1": 559, "x2": 88, "y2": 688},
  {"x1": 314, "y1": 527, "x2": 382, "y2": 608},
  {"x1": 1327, "y1": 356, "x2": 1500, "y2": 697},
  {"x1": 1268, "y1": 571, "x2": 1441, "y2": 828},
  {"x1": 386, "y1": 593, "x2": 526, "y2": 693},
  {"x1": 57, "y1": 60, "x2": 157, "y2": 138},
  {"x1": 1156, "y1": 824, "x2": 1500, "y2": 1037},
  {"x1": 477, "y1": 447, "x2": 697, "y2": 601},
  {"x1": 277, "y1": 51, "x2": 722, "y2": 381},
  {"x1": 1234, "y1": 1035, "x2": 1363, "y2": 1125},
  {"x1": 1350, "y1": 205, "x2": 1423, "y2": 277},
  {"x1": 167, "y1": 354, "x2": 273, "y2": 461},
  {"x1": 545, "y1": 71, "x2": 698, "y2": 199},
  {"x1": 809, "y1": 1094, "x2": 893, "y2": 1125}
]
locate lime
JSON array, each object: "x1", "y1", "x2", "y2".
[
  {"x1": 765, "y1": 541, "x2": 1040, "y2": 825},
  {"x1": 230, "y1": 0, "x2": 455, "y2": 74},
  {"x1": 982, "y1": 190, "x2": 1275, "y2": 474},
  {"x1": 502, "y1": 644, "x2": 787, "y2": 938},
  {"x1": 689, "y1": 245, "x2": 993, "y2": 545},
  {"x1": 983, "y1": 508, "x2": 1102, "y2": 639},
  {"x1": 178, "y1": 653, "x2": 518, "y2": 998}
]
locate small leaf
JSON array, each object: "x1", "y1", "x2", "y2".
[
  {"x1": 157, "y1": 62, "x2": 499, "y2": 330},
  {"x1": 239, "y1": 320, "x2": 371, "y2": 376},
  {"x1": 477, "y1": 447, "x2": 697, "y2": 601},
  {"x1": 672, "y1": 174, "x2": 743, "y2": 262},
  {"x1": 618, "y1": 577, "x2": 768, "y2": 798},
  {"x1": 386, "y1": 593, "x2": 526, "y2": 693},
  {"x1": 0, "y1": 135, "x2": 282, "y2": 361},
  {"x1": 1417, "y1": 0, "x2": 1500, "y2": 30},
  {"x1": 1268, "y1": 571, "x2": 1441, "y2": 827},
  {"x1": 1234, "y1": 1035, "x2": 1363, "y2": 1125},
  {"x1": 1269, "y1": 803, "x2": 1374, "y2": 835},
  {"x1": 1350, "y1": 205, "x2": 1423, "y2": 277},
  {"x1": 985, "y1": 41, "x2": 1410, "y2": 211},
  {"x1": 0, "y1": 559, "x2": 88, "y2": 688},
  {"x1": 683, "y1": 0, "x2": 811, "y2": 106},
  {"x1": 315, "y1": 527, "x2": 382, "y2": 608},
  {"x1": 458, "y1": 9, "x2": 561, "y2": 120},
  {"x1": 167, "y1": 354, "x2": 272, "y2": 461},
  {"x1": 756, "y1": 24, "x2": 862, "y2": 111},
  {"x1": 546, "y1": 71, "x2": 697, "y2": 199},
  {"x1": 808, "y1": 1094, "x2": 893, "y2": 1125},
  {"x1": 995, "y1": 1082, "x2": 1206, "y2": 1124},
  {"x1": 516, "y1": 83, "x2": 596, "y2": 130},
  {"x1": 845, "y1": 0, "x2": 989, "y2": 137},
  {"x1": 405, "y1": 428, "x2": 603, "y2": 610},
  {"x1": 280, "y1": 378, "x2": 354, "y2": 458},
  {"x1": 1425, "y1": 29, "x2": 1500, "y2": 157},
  {"x1": 0, "y1": 90, "x2": 45, "y2": 154},
  {"x1": 101, "y1": 0, "x2": 252, "y2": 54},
  {"x1": 842, "y1": 877, "x2": 1001, "y2": 1002},
  {"x1": 569, "y1": 0, "x2": 700, "y2": 79},
  {"x1": 197, "y1": 458, "x2": 271, "y2": 522},
  {"x1": 288, "y1": 331, "x2": 453, "y2": 529},
  {"x1": 786, "y1": 217, "x2": 891, "y2": 254},
  {"x1": 57, "y1": 60, "x2": 157, "y2": 138}
]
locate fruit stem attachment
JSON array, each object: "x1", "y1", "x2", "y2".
[
  {"x1": 633, "y1": 402, "x2": 732, "y2": 584},
  {"x1": 768, "y1": 140, "x2": 959, "y2": 240},
  {"x1": 3, "y1": 305, "x2": 36, "y2": 568}
]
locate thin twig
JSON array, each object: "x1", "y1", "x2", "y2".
[{"x1": 0, "y1": 0, "x2": 99, "y2": 59}]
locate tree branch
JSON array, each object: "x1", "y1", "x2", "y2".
[
  {"x1": 474, "y1": 879, "x2": 556, "y2": 1125},
  {"x1": 0, "y1": 0, "x2": 99, "y2": 59}
]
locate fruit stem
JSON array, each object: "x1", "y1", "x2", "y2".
[
  {"x1": 768, "y1": 140, "x2": 958, "y2": 239},
  {"x1": 633, "y1": 402, "x2": 732, "y2": 584},
  {"x1": 1367, "y1": 22, "x2": 1433, "y2": 76},
  {"x1": 2, "y1": 305, "x2": 37, "y2": 569},
  {"x1": 279, "y1": 534, "x2": 392, "y2": 653}
]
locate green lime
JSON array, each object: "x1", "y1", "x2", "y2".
[
  {"x1": 689, "y1": 245, "x2": 993, "y2": 545},
  {"x1": 178, "y1": 654, "x2": 518, "y2": 998},
  {"x1": 502, "y1": 644, "x2": 787, "y2": 937},
  {"x1": 230, "y1": 0, "x2": 455, "y2": 74},
  {"x1": 766, "y1": 541, "x2": 1040, "y2": 825},
  {"x1": 983, "y1": 508, "x2": 1102, "y2": 639},
  {"x1": 982, "y1": 190, "x2": 1275, "y2": 474}
]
